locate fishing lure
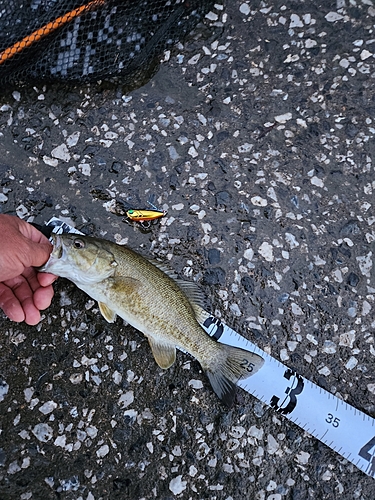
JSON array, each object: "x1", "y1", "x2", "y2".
[{"x1": 126, "y1": 208, "x2": 167, "y2": 228}]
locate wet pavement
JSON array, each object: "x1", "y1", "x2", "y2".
[{"x1": 1, "y1": 0, "x2": 375, "y2": 499}]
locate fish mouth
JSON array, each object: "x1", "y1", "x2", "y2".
[{"x1": 38, "y1": 234, "x2": 64, "y2": 272}]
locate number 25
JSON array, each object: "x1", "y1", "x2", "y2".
[{"x1": 240, "y1": 359, "x2": 255, "y2": 373}]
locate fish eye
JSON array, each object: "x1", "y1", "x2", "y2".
[{"x1": 73, "y1": 238, "x2": 85, "y2": 249}]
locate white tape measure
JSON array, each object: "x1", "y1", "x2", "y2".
[
  {"x1": 45, "y1": 218, "x2": 375, "y2": 479},
  {"x1": 202, "y1": 314, "x2": 375, "y2": 479}
]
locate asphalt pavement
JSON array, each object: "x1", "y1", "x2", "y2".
[{"x1": 1, "y1": 1, "x2": 375, "y2": 499}]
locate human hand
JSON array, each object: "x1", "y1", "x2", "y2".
[{"x1": 0, "y1": 214, "x2": 57, "y2": 325}]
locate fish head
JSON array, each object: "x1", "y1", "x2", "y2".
[{"x1": 39, "y1": 234, "x2": 117, "y2": 285}]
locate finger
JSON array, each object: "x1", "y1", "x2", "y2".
[
  {"x1": 4, "y1": 275, "x2": 41, "y2": 326},
  {"x1": 0, "y1": 216, "x2": 52, "y2": 279},
  {"x1": 14, "y1": 219, "x2": 52, "y2": 267},
  {"x1": 22, "y1": 268, "x2": 55, "y2": 313},
  {"x1": 33, "y1": 284, "x2": 54, "y2": 311},
  {"x1": 21, "y1": 267, "x2": 41, "y2": 293},
  {"x1": 24, "y1": 240, "x2": 53, "y2": 269},
  {"x1": 14, "y1": 239, "x2": 53, "y2": 274},
  {"x1": 16, "y1": 217, "x2": 51, "y2": 245},
  {"x1": 0, "y1": 282, "x2": 26, "y2": 323},
  {"x1": 37, "y1": 272, "x2": 57, "y2": 287}
]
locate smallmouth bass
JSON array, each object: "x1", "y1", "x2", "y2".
[{"x1": 40, "y1": 234, "x2": 264, "y2": 406}]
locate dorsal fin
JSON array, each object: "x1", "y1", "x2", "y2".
[
  {"x1": 148, "y1": 258, "x2": 206, "y2": 310},
  {"x1": 147, "y1": 258, "x2": 180, "y2": 279},
  {"x1": 175, "y1": 279, "x2": 206, "y2": 309},
  {"x1": 190, "y1": 304, "x2": 211, "y2": 325}
]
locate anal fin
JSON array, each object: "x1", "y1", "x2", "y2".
[{"x1": 148, "y1": 337, "x2": 176, "y2": 369}]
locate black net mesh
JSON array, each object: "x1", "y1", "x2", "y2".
[{"x1": 0, "y1": 0, "x2": 217, "y2": 86}]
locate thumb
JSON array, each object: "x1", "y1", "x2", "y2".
[{"x1": 24, "y1": 239, "x2": 53, "y2": 268}]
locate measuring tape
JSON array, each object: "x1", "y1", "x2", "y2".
[
  {"x1": 202, "y1": 314, "x2": 375, "y2": 479},
  {"x1": 44, "y1": 218, "x2": 375, "y2": 478}
]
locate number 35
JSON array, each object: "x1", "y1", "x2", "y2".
[{"x1": 326, "y1": 413, "x2": 340, "y2": 427}]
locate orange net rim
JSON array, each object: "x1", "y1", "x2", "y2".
[{"x1": 0, "y1": 0, "x2": 106, "y2": 65}]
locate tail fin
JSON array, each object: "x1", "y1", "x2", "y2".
[{"x1": 205, "y1": 345, "x2": 264, "y2": 407}]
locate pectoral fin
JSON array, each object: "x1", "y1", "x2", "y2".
[
  {"x1": 148, "y1": 337, "x2": 176, "y2": 369},
  {"x1": 99, "y1": 302, "x2": 117, "y2": 323}
]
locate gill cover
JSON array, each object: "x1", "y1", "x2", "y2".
[{"x1": 41, "y1": 234, "x2": 118, "y2": 285}]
